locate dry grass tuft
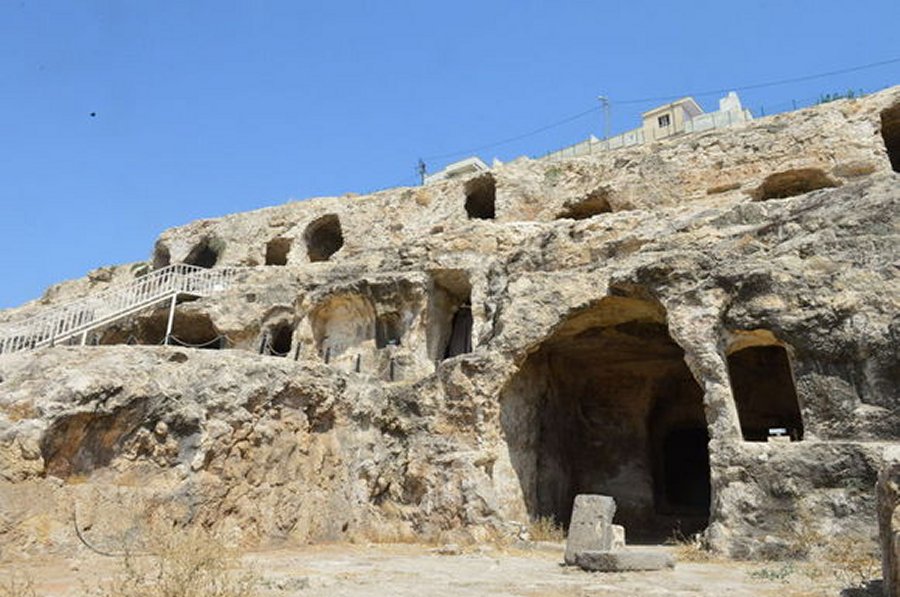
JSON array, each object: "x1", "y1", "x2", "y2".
[
  {"x1": 748, "y1": 521, "x2": 881, "y2": 593},
  {"x1": 665, "y1": 528, "x2": 717, "y2": 563},
  {"x1": 820, "y1": 534, "x2": 880, "y2": 591},
  {"x1": 0, "y1": 573, "x2": 37, "y2": 597},
  {"x1": 86, "y1": 527, "x2": 258, "y2": 597},
  {"x1": 526, "y1": 516, "x2": 565, "y2": 543}
]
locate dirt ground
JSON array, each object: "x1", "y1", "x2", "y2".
[{"x1": 0, "y1": 542, "x2": 880, "y2": 597}]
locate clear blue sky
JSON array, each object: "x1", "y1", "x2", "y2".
[{"x1": 1, "y1": 0, "x2": 898, "y2": 308}]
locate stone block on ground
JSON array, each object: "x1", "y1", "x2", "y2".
[
  {"x1": 564, "y1": 494, "x2": 617, "y2": 565},
  {"x1": 575, "y1": 549, "x2": 676, "y2": 572}
]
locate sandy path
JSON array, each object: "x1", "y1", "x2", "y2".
[{"x1": 1, "y1": 543, "x2": 864, "y2": 596}]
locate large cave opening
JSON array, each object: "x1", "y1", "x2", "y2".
[{"x1": 500, "y1": 296, "x2": 710, "y2": 542}]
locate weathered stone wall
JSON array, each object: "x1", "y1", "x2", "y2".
[{"x1": 1, "y1": 86, "x2": 898, "y2": 559}]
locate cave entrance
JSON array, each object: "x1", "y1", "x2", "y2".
[
  {"x1": 153, "y1": 242, "x2": 171, "y2": 269},
  {"x1": 881, "y1": 103, "x2": 900, "y2": 172},
  {"x1": 265, "y1": 238, "x2": 292, "y2": 266},
  {"x1": 464, "y1": 175, "x2": 496, "y2": 220},
  {"x1": 162, "y1": 310, "x2": 224, "y2": 349},
  {"x1": 265, "y1": 323, "x2": 293, "y2": 357},
  {"x1": 727, "y1": 341, "x2": 803, "y2": 442},
  {"x1": 443, "y1": 303, "x2": 473, "y2": 358},
  {"x1": 184, "y1": 238, "x2": 220, "y2": 269},
  {"x1": 305, "y1": 214, "x2": 344, "y2": 262},
  {"x1": 500, "y1": 296, "x2": 710, "y2": 541},
  {"x1": 428, "y1": 269, "x2": 473, "y2": 361},
  {"x1": 375, "y1": 313, "x2": 402, "y2": 348}
]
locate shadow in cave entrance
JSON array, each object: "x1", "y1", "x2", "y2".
[{"x1": 500, "y1": 295, "x2": 710, "y2": 544}]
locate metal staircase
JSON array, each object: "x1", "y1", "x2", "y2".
[{"x1": 0, "y1": 264, "x2": 242, "y2": 355}]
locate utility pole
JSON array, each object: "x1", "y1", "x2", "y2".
[
  {"x1": 416, "y1": 159, "x2": 427, "y2": 186},
  {"x1": 598, "y1": 95, "x2": 610, "y2": 140}
]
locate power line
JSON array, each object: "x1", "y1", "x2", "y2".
[
  {"x1": 614, "y1": 56, "x2": 900, "y2": 105},
  {"x1": 420, "y1": 56, "x2": 900, "y2": 164},
  {"x1": 422, "y1": 106, "x2": 599, "y2": 161}
]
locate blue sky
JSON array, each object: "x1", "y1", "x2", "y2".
[{"x1": 1, "y1": 0, "x2": 898, "y2": 308}]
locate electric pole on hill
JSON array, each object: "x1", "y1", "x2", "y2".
[
  {"x1": 417, "y1": 159, "x2": 427, "y2": 186},
  {"x1": 598, "y1": 95, "x2": 610, "y2": 140}
]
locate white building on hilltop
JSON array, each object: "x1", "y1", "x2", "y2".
[
  {"x1": 423, "y1": 157, "x2": 491, "y2": 185},
  {"x1": 544, "y1": 91, "x2": 753, "y2": 160},
  {"x1": 424, "y1": 92, "x2": 753, "y2": 182}
]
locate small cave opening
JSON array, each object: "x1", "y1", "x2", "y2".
[
  {"x1": 264, "y1": 323, "x2": 294, "y2": 357},
  {"x1": 153, "y1": 242, "x2": 171, "y2": 269},
  {"x1": 557, "y1": 189, "x2": 612, "y2": 220},
  {"x1": 375, "y1": 312, "x2": 403, "y2": 348},
  {"x1": 464, "y1": 175, "x2": 496, "y2": 220},
  {"x1": 500, "y1": 296, "x2": 710, "y2": 541},
  {"x1": 429, "y1": 270, "x2": 473, "y2": 360},
  {"x1": 305, "y1": 214, "x2": 344, "y2": 262},
  {"x1": 265, "y1": 238, "x2": 292, "y2": 266},
  {"x1": 140, "y1": 308, "x2": 223, "y2": 349},
  {"x1": 751, "y1": 168, "x2": 839, "y2": 201},
  {"x1": 881, "y1": 102, "x2": 900, "y2": 172},
  {"x1": 184, "y1": 238, "x2": 220, "y2": 269},
  {"x1": 444, "y1": 302, "x2": 473, "y2": 358},
  {"x1": 727, "y1": 343, "x2": 804, "y2": 442}
]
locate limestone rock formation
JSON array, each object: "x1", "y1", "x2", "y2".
[{"x1": 1, "y1": 86, "x2": 899, "y2": 560}]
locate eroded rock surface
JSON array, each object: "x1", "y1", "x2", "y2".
[{"x1": 1, "y1": 87, "x2": 899, "y2": 560}]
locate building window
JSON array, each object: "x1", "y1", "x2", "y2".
[{"x1": 658, "y1": 114, "x2": 671, "y2": 128}]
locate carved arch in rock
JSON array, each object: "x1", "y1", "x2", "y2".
[
  {"x1": 724, "y1": 330, "x2": 804, "y2": 442},
  {"x1": 498, "y1": 294, "x2": 710, "y2": 541}
]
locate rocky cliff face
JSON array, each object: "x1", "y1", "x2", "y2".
[{"x1": 1, "y1": 87, "x2": 899, "y2": 560}]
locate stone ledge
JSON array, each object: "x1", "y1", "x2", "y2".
[{"x1": 575, "y1": 549, "x2": 676, "y2": 572}]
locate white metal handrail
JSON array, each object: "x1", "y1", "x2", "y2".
[{"x1": 0, "y1": 264, "x2": 242, "y2": 354}]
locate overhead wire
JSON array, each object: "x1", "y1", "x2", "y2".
[
  {"x1": 614, "y1": 57, "x2": 900, "y2": 105},
  {"x1": 420, "y1": 56, "x2": 900, "y2": 164},
  {"x1": 422, "y1": 106, "x2": 600, "y2": 161}
]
